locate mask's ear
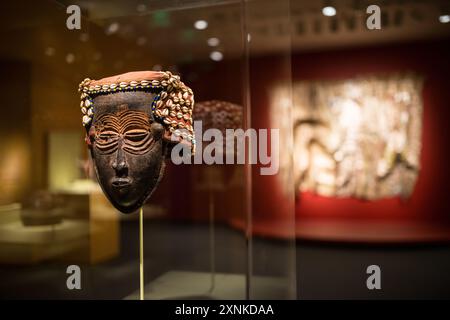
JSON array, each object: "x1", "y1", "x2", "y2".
[
  {"x1": 151, "y1": 122, "x2": 171, "y2": 160},
  {"x1": 150, "y1": 122, "x2": 165, "y2": 141},
  {"x1": 85, "y1": 126, "x2": 95, "y2": 148}
]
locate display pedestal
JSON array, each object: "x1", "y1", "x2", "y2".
[
  {"x1": 0, "y1": 191, "x2": 119, "y2": 264},
  {"x1": 124, "y1": 271, "x2": 287, "y2": 300},
  {"x1": 0, "y1": 218, "x2": 89, "y2": 264}
]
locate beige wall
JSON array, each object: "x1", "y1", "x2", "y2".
[{"x1": 0, "y1": 61, "x2": 32, "y2": 205}]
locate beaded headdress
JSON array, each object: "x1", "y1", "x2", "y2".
[{"x1": 78, "y1": 71, "x2": 195, "y2": 153}]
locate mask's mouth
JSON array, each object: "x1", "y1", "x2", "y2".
[{"x1": 111, "y1": 177, "x2": 132, "y2": 189}]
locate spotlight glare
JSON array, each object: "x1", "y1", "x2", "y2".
[
  {"x1": 439, "y1": 14, "x2": 450, "y2": 23},
  {"x1": 322, "y1": 6, "x2": 336, "y2": 17},
  {"x1": 194, "y1": 20, "x2": 208, "y2": 30},
  {"x1": 210, "y1": 51, "x2": 223, "y2": 61},
  {"x1": 45, "y1": 47, "x2": 55, "y2": 56},
  {"x1": 106, "y1": 22, "x2": 120, "y2": 35},
  {"x1": 207, "y1": 37, "x2": 220, "y2": 47},
  {"x1": 136, "y1": 4, "x2": 147, "y2": 12},
  {"x1": 66, "y1": 53, "x2": 75, "y2": 64},
  {"x1": 93, "y1": 52, "x2": 102, "y2": 61},
  {"x1": 152, "y1": 64, "x2": 162, "y2": 71},
  {"x1": 79, "y1": 33, "x2": 89, "y2": 42},
  {"x1": 137, "y1": 37, "x2": 147, "y2": 46}
]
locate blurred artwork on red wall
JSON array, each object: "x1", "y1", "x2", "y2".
[
  {"x1": 289, "y1": 39, "x2": 450, "y2": 243},
  {"x1": 285, "y1": 74, "x2": 423, "y2": 201},
  {"x1": 180, "y1": 38, "x2": 450, "y2": 243}
]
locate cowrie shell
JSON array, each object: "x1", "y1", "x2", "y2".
[{"x1": 82, "y1": 115, "x2": 91, "y2": 125}]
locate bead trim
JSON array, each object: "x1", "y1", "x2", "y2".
[{"x1": 78, "y1": 71, "x2": 195, "y2": 154}]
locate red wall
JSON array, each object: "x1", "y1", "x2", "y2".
[
  {"x1": 178, "y1": 38, "x2": 450, "y2": 227},
  {"x1": 292, "y1": 39, "x2": 450, "y2": 224}
]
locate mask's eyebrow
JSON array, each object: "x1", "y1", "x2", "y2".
[
  {"x1": 120, "y1": 110, "x2": 152, "y2": 133},
  {"x1": 95, "y1": 114, "x2": 121, "y2": 134}
]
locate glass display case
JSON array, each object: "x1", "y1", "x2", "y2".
[
  {"x1": 3, "y1": 0, "x2": 450, "y2": 301},
  {"x1": 0, "y1": 0, "x2": 296, "y2": 299}
]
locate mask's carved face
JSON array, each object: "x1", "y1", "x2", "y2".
[{"x1": 87, "y1": 91, "x2": 166, "y2": 213}]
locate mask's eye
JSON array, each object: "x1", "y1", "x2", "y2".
[
  {"x1": 95, "y1": 130, "x2": 119, "y2": 154},
  {"x1": 98, "y1": 131, "x2": 119, "y2": 143},
  {"x1": 123, "y1": 128, "x2": 153, "y2": 155},
  {"x1": 124, "y1": 129, "x2": 149, "y2": 142}
]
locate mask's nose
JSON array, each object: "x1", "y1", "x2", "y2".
[{"x1": 111, "y1": 140, "x2": 128, "y2": 176}]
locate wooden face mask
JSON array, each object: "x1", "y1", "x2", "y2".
[{"x1": 79, "y1": 71, "x2": 195, "y2": 213}]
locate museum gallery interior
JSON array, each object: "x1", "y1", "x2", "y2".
[{"x1": 1, "y1": 0, "x2": 450, "y2": 299}]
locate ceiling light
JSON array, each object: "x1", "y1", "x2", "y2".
[
  {"x1": 66, "y1": 53, "x2": 75, "y2": 64},
  {"x1": 439, "y1": 14, "x2": 450, "y2": 23},
  {"x1": 207, "y1": 37, "x2": 220, "y2": 47},
  {"x1": 45, "y1": 47, "x2": 55, "y2": 56},
  {"x1": 137, "y1": 37, "x2": 147, "y2": 46},
  {"x1": 210, "y1": 51, "x2": 223, "y2": 61},
  {"x1": 79, "y1": 33, "x2": 89, "y2": 42},
  {"x1": 93, "y1": 52, "x2": 102, "y2": 61},
  {"x1": 136, "y1": 4, "x2": 147, "y2": 12},
  {"x1": 194, "y1": 20, "x2": 208, "y2": 30},
  {"x1": 106, "y1": 22, "x2": 120, "y2": 35},
  {"x1": 322, "y1": 6, "x2": 336, "y2": 17}
]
